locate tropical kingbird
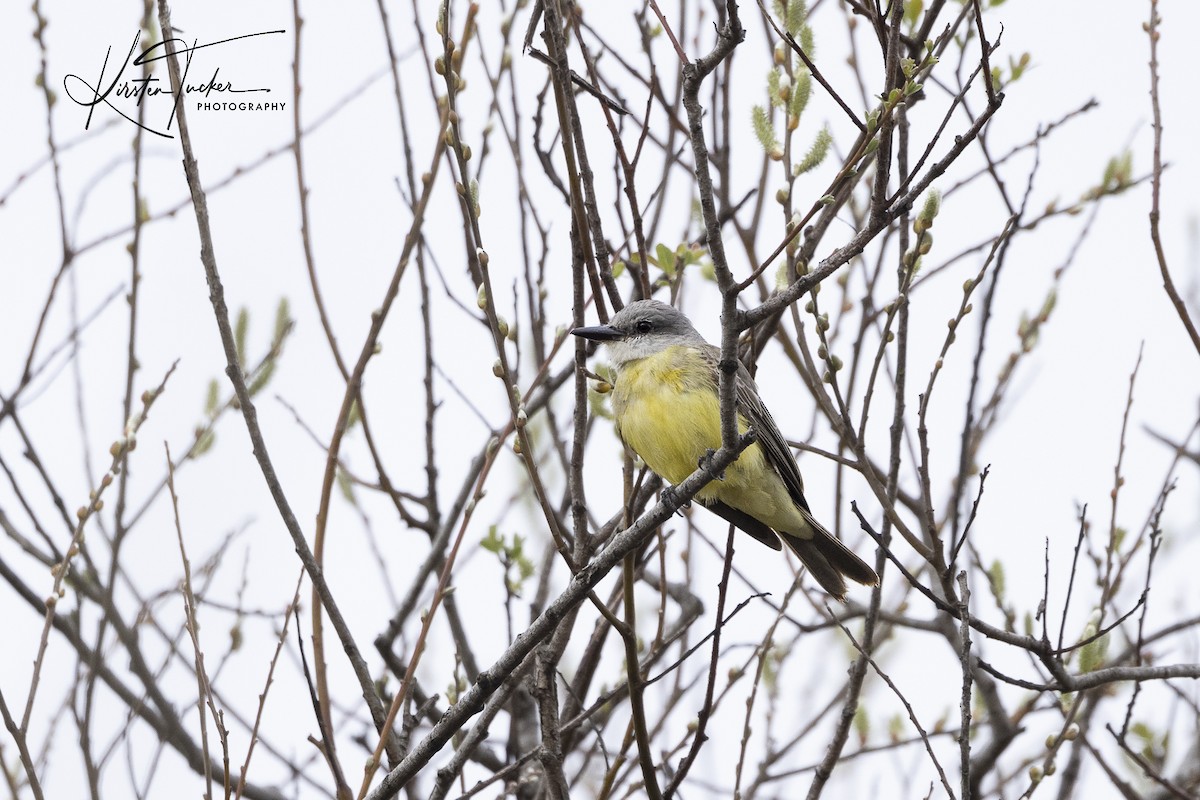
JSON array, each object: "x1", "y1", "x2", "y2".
[{"x1": 573, "y1": 299, "x2": 878, "y2": 599}]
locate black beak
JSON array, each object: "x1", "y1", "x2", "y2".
[{"x1": 571, "y1": 324, "x2": 623, "y2": 342}]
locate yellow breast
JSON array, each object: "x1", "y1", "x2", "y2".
[
  {"x1": 611, "y1": 345, "x2": 807, "y2": 533},
  {"x1": 613, "y1": 346, "x2": 724, "y2": 486}
]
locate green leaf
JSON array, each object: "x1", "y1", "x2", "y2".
[
  {"x1": 248, "y1": 359, "x2": 275, "y2": 397},
  {"x1": 679, "y1": 244, "x2": 704, "y2": 266},
  {"x1": 752, "y1": 105, "x2": 782, "y2": 160},
  {"x1": 1102, "y1": 156, "x2": 1117, "y2": 187},
  {"x1": 853, "y1": 704, "x2": 870, "y2": 745},
  {"x1": 204, "y1": 379, "x2": 219, "y2": 416},
  {"x1": 336, "y1": 467, "x2": 356, "y2": 504},
  {"x1": 1078, "y1": 632, "x2": 1109, "y2": 673},
  {"x1": 469, "y1": 179, "x2": 480, "y2": 217},
  {"x1": 789, "y1": 69, "x2": 812, "y2": 119},
  {"x1": 193, "y1": 429, "x2": 215, "y2": 457},
  {"x1": 517, "y1": 553, "x2": 535, "y2": 583},
  {"x1": 1112, "y1": 526, "x2": 1126, "y2": 552},
  {"x1": 1039, "y1": 289, "x2": 1057, "y2": 321},
  {"x1": 795, "y1": 126, "x2": 832, "y2": 175},
  {"x1": 768, "y1": 68, "x2": 783, "y2": 108},
  {"x1": 655, "y1": 243, "x2": 677, "y2": 276},
  {"x1": 774, "y1": 261, "x2": 791, "y2": 291},
  {"x1": 1115, "y1": 151, "x2": 1133, "y2": 187},
  {"x1": 914, "y1": 189, "x2": 941, "y2": 234},
  {"x1": 481, "y1": 525, "x2": 503, "y2": 554},
  {"x1": 273, "y1": 296, "x2": 291, "y2": 346},
  {"x1": 482, "y1": 527, "x2": 537, "y2": 596},
  {"x1": 785, "y1": 0, "x2": 808, "y2": 37},
  {"x1": 986, "y1": 560, "x2": 1005, "y2": 601},
  {"x1": 1009, "y1": 52, "x2": 1031, "y2": 82},
  {"x1": 798, "y1": 24, "x2": 814, "y2": 57},
  {"x1": 234, "y1": 307, "x2": 249, "y2": 368},
  {"x1": 760, "y1": 646, "x2": 780, "y2": 692},
  {"x1": 903, "y1": 0, "x2": 924, "y2": 29}
]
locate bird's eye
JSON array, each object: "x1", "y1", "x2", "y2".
[{"x1": 635, "y1": 319, "x2": 652, "y2": 333}]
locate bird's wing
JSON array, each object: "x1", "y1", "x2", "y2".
[
  {"x1": 698, "y1": 343, "x2": 811, "y2": 511},
  {"x1": 703, "y1": 500, "x2": 783, "y2": 550},
  {"x1": 702, "y1": 347, "x2": 879, "y2": 588},
  {"x1": 731, "y1": 356, "x2": 813, "y2": 513}
]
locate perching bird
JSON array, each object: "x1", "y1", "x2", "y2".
[{"x1": 572, "y1": 299, "x2": 877, "y2": 599}]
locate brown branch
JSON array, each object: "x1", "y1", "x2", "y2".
[
  {"x1": 153, "y1": 4, "x2": 389, "y2": 790},
  {"x1": 1146, "y1": 0, "x2": 1200, "y2": 357},
  {"x1": 662, "y1": 526, "x2": 737, "y2": 797},
  {"x1": 755, "y1": 0, "x2": 867, "y2": 134},
  {"x1": 366, "y1": 433, "x2": 756, "y2": 798}
]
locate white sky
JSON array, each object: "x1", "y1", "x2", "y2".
[{"x1": 2, "y1": 0, "x2": 1199, "y2": 797}]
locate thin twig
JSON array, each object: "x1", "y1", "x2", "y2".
[{"x1": 1145, "y1": 0, "x2": 1200, "y2": 356}]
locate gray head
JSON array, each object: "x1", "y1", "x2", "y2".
[{"x1": 571, "y1": 299, "x2": 708, "y2": 368}]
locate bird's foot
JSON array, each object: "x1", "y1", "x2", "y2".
[
  {"x1": 698, "y1": 448, "x2": 726, "y2": 481},
  {"x1": 661, "y1": 485, "x2": 690, "y2": 514}
]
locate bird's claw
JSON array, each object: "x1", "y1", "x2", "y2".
[
  {"x1": 661, "y1": 485, "x2": 690, "y2": 515},
  {"x1": 698, "y1": 448, "x2": 726, "y2": 481}
]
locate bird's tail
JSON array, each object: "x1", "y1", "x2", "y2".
[{"x1": 780, "y1": 511, "x2": 878, "y2": 601}]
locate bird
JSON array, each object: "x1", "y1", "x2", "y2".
[{"x1": 572, "y1": 299, "x2": 878, "y2": 600}]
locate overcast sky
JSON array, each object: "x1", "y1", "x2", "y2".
[{"x1": 3, "y1": 1, "x2": 1199, "y2": 797}]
